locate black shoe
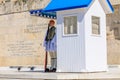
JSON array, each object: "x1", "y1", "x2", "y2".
[
  {"x1": 52, "y1": 68, "x2": 56, "y2": 72},
  {"x1": 45, "y1": 68, "x2": 49, "y2": 72}
]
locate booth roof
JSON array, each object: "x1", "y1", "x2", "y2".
[
  {"x1": 29, "y1": 0, "x2": 114, "y2": 18},
  {"x1": 43, "y1": 0, "x2": 92, "y2": 12},
  {"x1": 43, "y1": 0, "x2": 114, "y2": 13}
]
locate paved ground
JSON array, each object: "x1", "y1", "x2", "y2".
[{"x1": 0, "y1": 66, "x2": 120, "y2": 80}]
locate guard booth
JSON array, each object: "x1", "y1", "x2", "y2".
[{"x1": 30, "y1": 0, "x2": 114, "y2": 72}]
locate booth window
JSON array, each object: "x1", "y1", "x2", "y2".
[
  {"x1": 64, "y1": 16, "x2": 77, "y2": 35},
  {"x1": 92, "y1": 16, "x2": 100, "y2": 35}
]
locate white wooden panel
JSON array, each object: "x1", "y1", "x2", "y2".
[
  {"x1": 56, "y1": 0, "x2": 107, "y2": 72},
  {"x1": 57, "y1": 9, "x2": 86, "y2": 72},
  {"x1": 85, "y1": 0, "x2": 107, "y2": 72}
]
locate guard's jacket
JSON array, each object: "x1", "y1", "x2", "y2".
[
  {"x1": 43, "y1": 26, "x2": 56, "y2": 51},
  {"x1": 45, "y1": 26, "x2": 56, "y2": 41}
]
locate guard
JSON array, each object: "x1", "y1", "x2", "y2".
[{"x1": 43, "y1": 20, "x2": 57, "y2": 72}]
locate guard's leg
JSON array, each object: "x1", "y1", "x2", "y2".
[
  {"x1": 49, "y1": 51, "x2": 57, "y2": 72},
  {"x1": 52, "y1": 51, "x2": 57, "y2": 72},
  {"x1": 49, "y1": 51, "x2": 54, "y2": 70}
]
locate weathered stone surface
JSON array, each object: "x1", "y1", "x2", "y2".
[
  {"x1": 0, "y1": 0, "x2": 50, "y2": 14},
  {"x1": 110, "y1": 0, "x2": 120, "y2": 5},
  {"x1": 106, "y1": 5, "x2": 120, "y2": 64},
  {"x1": 0, "y1": 0, "x2": 52, "y2": 66},
  {"x1": 0, "y1": 11, "x2": 53, "y2": 66}
]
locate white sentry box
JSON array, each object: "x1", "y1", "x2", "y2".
[
  {"x1": 40, "y1": 0, "x2": 114, "y2": 72},
  {"x1": 56, "y1": 0, "x2": 113, "y2": 72}
]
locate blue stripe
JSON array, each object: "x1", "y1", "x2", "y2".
[
  {"x1": 29, "y1": 9, "x2": 57, "y2": 19},
  {"x1": 106, "y1": 0, "x2": 114, "y2": 12}
]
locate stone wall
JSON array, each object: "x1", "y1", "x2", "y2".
[
  {"x1": 0, "y1": 0, "x2": 51, "y2": 66},
  {"x1": 110, "y1": 0, "x2": 120, "y2": 5},
  {"x1": 0, "y1": 11, "x2": 54, "y2": 66},
  {"x1": 107, "y1": 5, "x2": 120, "y2": 65},
  {"x1": 0, "y1": 0, "x2": 50, "y2": 15}
]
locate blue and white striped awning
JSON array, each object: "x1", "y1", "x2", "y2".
[
  {"x1": 30, "y1": 0, "x2": 113, "y2": 18},
  {"x1": 29, "y1": 9, "x2": 57, "y2": 19}
]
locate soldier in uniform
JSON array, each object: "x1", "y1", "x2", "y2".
[{"x1": 43, "y1": 20, "x2": 57, "y2": 72}]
